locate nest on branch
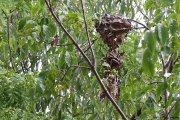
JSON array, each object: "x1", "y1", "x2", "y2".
[
  {"x1": 96, "y1": 14, "x2": 132, "y2": 101},
  {"x1": 95, "y1": 14, "x2": 132, "y2": 51}
]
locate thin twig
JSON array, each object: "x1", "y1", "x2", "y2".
[
  {"x1": 80, "y1": 0, "x2": 96, "y2": 67},
  {"x1": 142, "y1": 80, "x2": 163, "y2": 85},
  {"x1": 3, "y1": 10, "x2": 15, "y2": 71},
  {"x1": 44, "y1": 0, "x2": 128, "y2": 119},
  {"x1": 132, "y1": 27, "x2": 149, "y2": 29},
  {"x1": 56, "y1": 43, "x2": 73, "y2": 46},
  {"x1": 160, "y1": 52, "x2": 169, "y2": 120},
  {"x1": 128, "y1": 19, "x2": 150, "y2": 30},
  {"x1": 71, "y1": 65, "x2": 90, "y2": 69},
  {"x1": 133, "y1": 0, "x2": 149, "y2": 21},
  {"x1": 165, "y1": 52, "x2": 174, "y2": 69},
  {"x1": 160, "y1": 52, "x2": 165, "y2": 74},
  {"x1": 165, "y1": 98, "x2": 180, "y2": 119}
]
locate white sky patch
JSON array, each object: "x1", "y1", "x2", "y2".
[{"x1": 164, "y1": 73, "x2": 171, "y2": 78}]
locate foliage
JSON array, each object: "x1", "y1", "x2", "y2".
[{"x1": 0, "y1": 0, "x2": 180, "y2": 119}]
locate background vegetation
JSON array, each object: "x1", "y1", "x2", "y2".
[{"x1": 0, "y1": 0, "x2": 180, "y2": 119}]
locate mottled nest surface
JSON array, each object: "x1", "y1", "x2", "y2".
[{"x1": 95, "y1": 14, "x2": 132, "y2": 100}]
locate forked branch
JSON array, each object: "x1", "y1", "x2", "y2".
[{"x1": 80, "y1": 0, "x2": 96, "y2": 67}]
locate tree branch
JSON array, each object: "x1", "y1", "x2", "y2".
[
  {"x1": 3, "y1": 10, "x2": 15, "y2": 71},
  {"x1": 80, "y1": 0, "x2": 96, "y2": 67},
  {"x1": 160, "y1": 52, "x2": 165, "y2": 74},
  {"x1": 160, "y1": 52, "x2": 169, "y2": 120},
  {"x1": 44, "y1": 1, "x2": 128, "y2": 119},
  {"x1": 165, "y1": 98, "x2": 180, "y2": 120},
  {"x1": 128, "y1": 19, "x2": 150, "y2": 30},
  {"x1": 71, "y1": 65, "x2": 90, "y2": 69},
  {"x1": 165, "y1": 52, "x2": 174, "y2": 69},
  {"x1": 133, "y1": 0, "x2": 149, "y2": 21}
]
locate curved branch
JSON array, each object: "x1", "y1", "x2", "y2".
[
  {"x1": 133, "y1": 0, "x2": 149, "y2": 21},
  {"x1": 165, "y1": 52, "x2": 174, "y2": 69},
  {"x1": 44, "y1": 1, "x2": 128, "y2": 119},
  {"x1": 128, "y1": 19, "x2": 150, "y2": 30},
  {"x1": 165, "y1": 98, "x2": 180, "y2": 119},
  {"x1": 80, "y1": 0, "x2": 96, "y2": 67}
]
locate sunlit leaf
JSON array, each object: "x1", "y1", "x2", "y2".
[
  {"x1": 48, "y1": 24, "x2": 56, "y2": 37},
  {"x1": 157, "y1": 23, "x2": 168, "y2": 46},
  {"x1": 174, "y1": 0, "x2": 180, "y2": 13},
  {"x1": 102, "y1": 62, "x2": 110, "y2": 67},
  {"x1": 43, "y1": 25, "x2": 50, "y2": 41},
  {"x1": 65, "y1": 51, "x2": 71, "y2": 67},
  {"x1": 169, "y1": 19, "x2": 178, "y2": 35},
  {"x1": 156, "y1": 82, "x2": 168, "y2": 100},
  {"x1": 145, "y1": 31, "x2": 156, "y2": 54},
  {"x1": 144, "y1": 0, "x2": 154, "y2": 11},
  {"x1": 153, "y1": 12, "x2": 164, "y2": 23},
  {"x1": 55, "y1": 85, "x2": 64, "y2": 90},
  {"x1": 142, "y1": 48, "x2": 155, "y2": 76}
]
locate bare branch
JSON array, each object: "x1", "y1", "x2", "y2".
[
  {"x1": 71, "y1": 65, "x2": 90, "y2": 69},
  {"x1": 165, "y1": 98, "x2": 180, "y2": 119},
  {"x1": 128, "y1": 19, "x2": 150, "y2": 30},
  {"x1": 3, "y1": 11, "x2": 16, "y2": 71},
  {"x1": 133, "y1": 0, "x2": 149, "y2": 21},
  {"x1": 165, "y1": 52, "x2": 174, "y2": 69},
  {"x1": 80, "y1": 0, "x2": 96, "y2": 67},
  {"x1": 160, "y1": 52, "x2": 165, "y2": 74},
  {"x1": 160, "y1": 52, "x2": 169, "y2": 119}
]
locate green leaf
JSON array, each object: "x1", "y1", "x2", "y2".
[
  {"x1": 155, "y1": 25, "x2": 160, "y2": 42},
  {"x1": 65, "y1": 51, "x2": 71, "y2": 67},
  {"x1": 24, "y1": 20, "x2": 36, "y2": 29},
  {"x1": 48, "y1": 24, "x2": 56, "y2": 37},
  {"x1": 174, "y1": 0, "x2": 180, "y2": 13},
  {"x1": 153, "y1": 12, "x2": 164, "y2": 23},
  {"x1": 102, "y1": 62, "x2": 110, "y2": 67},
  {"x1": 18, "y1": 18, "x2": 27, "y2": 30},
  {"x1": 9, "y1": 38, "x2": 14, "y2": 50},
  {"x1": 145, "y1": 31, "x2": 156, "y2": 54},
  {"x1": 3, "y1": 43, "x2": 8, "y2": 59},
  {"x1": 157, "y1": 23, "x2": 168, "y2": 46},
  {"x1": 91, "y1": 77, "x2": 98, "y2": 88},
  {"x1": 19, "y1": 39, "x2": 26, "y2": 47},
  {"x1": 88, "y1": 114, "x2": 97, "y2": 120},
  {"x1": 142, "y1": 48, "x2": 155, "y2": 76},
  {"x1": 43, "y1": 25, "x2": 50, "y2": 41},
  {"x1": 169, "y1": 19, "x2": 178, "y2": 35},
  {"x1": 144, "y1": 0, "x2": 154, "y2": 11},
  {"x1": 156, "y1": 82, "x2": 168, "y2": 100},
  {"x1": 0, "y1": 68, "x2": 7, "y2": 74},
  {"x1": 177, "y1": 73, "x2": 180, "y2": 86}
]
